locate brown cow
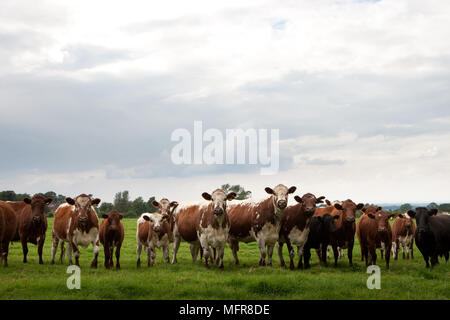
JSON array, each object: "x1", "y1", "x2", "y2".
[
  {"x1": 356, "y1": 209, "x2": 395, "y2": 269},
  {"x1": 99, "y1": 210, "x2": 124, "y2": 269},
  {"x1": 316, "y1": 199, "x2": 364, "y2": 267},
  {"x1": 0, "y1": 201, "x2": 17, "y2": 267},
  {"x1": 277, "y1": 193, "x2": 325, "y2": 269},
  {"x1": 51, "y1": 194, "x2": 101, "y2": 267},
  {"x1": 358, "y1": 205, "x2": 382, "y2": 261},
  {"x1": 7, "y1": 194, "x2": 52, "y2": 264},
  {"x1": 136, "y1": 198, "x2": 178, "y2": 267},
  {"x1": 227, "y1": 184, "x2": 297, "y2": 266},
  {"x1": 172, "y1": 189, "x2": 236, "y2": 268},
  {"x1": 391, "y1": 212, "x2": 416, "y2": 260}
]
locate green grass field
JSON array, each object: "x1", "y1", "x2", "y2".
[{"x1": 0, "y1": 218, "x2": 448, "y2": 300}]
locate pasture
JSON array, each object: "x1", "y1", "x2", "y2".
[{"x1": 0, "y1": 218, "x2": 448, "y2": 300}]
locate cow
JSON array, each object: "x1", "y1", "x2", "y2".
[
  {"x1": 136, "y1": 198, "x2": 177, "y2": 267},
  {"x1": 303, "y1": 213, "x2": 340, "y2": 268},
  {"x1": 227, "y1": 184, "x2": 297, "y2": 266},
  {"x1": 172, "y1": 189, "x2": 236, "y2": 268},
  {"x1": 277, "y1": 193, "x2": 325, "y2": 269},
  {"x1": 356, "y1": 208, "x2": 395, "y2": 269},
  {"x1": 99, "y1": 210, "x2": 124, "y2": 269},
  {"x1": 7, "y1": 194, "x2": 52, "y2": 264},
  {"x1": 391, "y1": 212, "x2": 416, "y2": 260},
  {"x1": 359, "y1": 205, "x2": 382, "y2": 261},
  {"x1": 51, "y1": 194, "x2": 101, "y2": 267},
  {"x1": 0, "y1": 201, "x2": 17, "y2": 267},
  {"x1": 316, "y1": 199, "x2": 364, "y2": 267},
  {"x1": 407, "y1": 207, "x2": 450, "y2": 268}
]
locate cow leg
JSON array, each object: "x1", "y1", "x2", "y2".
[
  {"x1": 171, "y1": 236, "x2": 181, "y2": 264},
  {"x1": 304, "y1": 246, "x2": 311, "y2": 269},
  {"x1": 257, "y1": 238, "x2": 266, "y2": 266},
  {"x1": 109, "y1": 246, "x2": 113, "y2": 267},
  {"x1": 1, "y1": 241, "x2": 9, "y2": 267},
  {"x1": 163, "y1": 242, "x2": 169, "y2": 264},
  {"x1": 59, "y1": 241, "x2": 65, "y2": 264},
  {"x1": 267, "y1": 244, "x2": 274, "y2": 267},
  {"x1": 51, "y1": 237, "x2": 59, "y2": 265},
  {"x1": 385, "y1": 243, "x2": 391, "y2": 270},
  {"x1": 285, "y1": 240, "x2": 295, "y2": 270},
  {"x1": 67, "y1": 242, "x2": 73, "y2": 265},
  {"x1": 380, "y1": 248, "x2": 384, "y2": 260},
  {"x1": 37, "y1": 237, "x2": 45, "y2": 264},
  {"x1": 104, "y1": 244, "x2": 111, "y2": 269},
  {"x1": 90, "y1": 240, "x2": 99, "y2": 269},
  {"x1": 277, "y1": 242, "x2": 286, "y2": 267},
  {"x1": 430, "y1": 255, "x2": 438, "y2": 268},
  {"x1": 410, "y1": 240, "x2": 414, "y2": 259},
  {"x1": 202, "y1": 245, "x2": 210, "y2": 268},
  {"x1": 297, "y1": 246, "x2": 304, "y2": 269},
  {"x1": 150, "y1": 245, "x2": 156, "y2": 266},
  {"x1": 136, "y1": 243, "x2": 142, "y2": 268},
  {"x1": 115, "y1": 245, "x2": 121, "y2": 269},
  {"x1": 190, "y1": 243, "x2": 199, "y2": 264},
  {"x1": 229, "y1": 239, "x2": 240, "y2": 265},
  {"x1": 332, "y1": 244, "x2": 339, "y2": 267},
  {"x1": 369, "y1": 244, "x2": 377, "y2": 266},
  {"x1": 405, "y1": 243, "x2": 409, "y2": 259},
  {"x1": 347, "y1": 241, "x2": 354, "y2": 267},
  {"x1": 218, "y1": 244, "x2": 225, "y2": 269},
  {"x1": 21, "y1": 239, "x2": 29, "y2": 263},
  {"x1": 321, "y1": 242, "x2": 329, "y2": 266},
  {"x1": 392, "y1": 241, "x2": 397, "y2": 260},
  {"x1": 147, "y1": 246, "x2": 152, "y2": 267}
]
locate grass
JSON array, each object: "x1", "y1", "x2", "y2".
[{"x1": 0, "y1": 218, "x2": 448, "y2": 299}]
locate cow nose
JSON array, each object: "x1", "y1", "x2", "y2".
[
  {"x1": 346, "y1": 217, "x2": 355, "y2": 223},
  {"x1": 379, "y1": 227, "x2": 386, "y2": 232},
  {"x1": 33, "y1": 216, "x2": 41, "y2": 223},
  {"x1": 306, "y1": 208, "x2": 315, "y2": 214},
  {"x1": 214, "y1": 207, "x2": 223, "y2": 215},
  {"x1": 78, "y1": 217, "x2": 88, "y2": 223},
  {"x1": 278, "y1": 200, "x2": 287, "y2": 209}
]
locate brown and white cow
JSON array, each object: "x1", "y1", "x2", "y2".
[
  {"x1": 316, "y1": 199, "x2": 364, "y2": 267},
  {"x1": 392, "y1": 212, "x2": 416, "y2": 260},
  {"x1": 356, "y1": 209, "x2": 395, "y2": 269},
  {"x1": 136, "y1": 198, "x2": 177, "y2": 267},
  {"x1": 227, "y1": 184, "x2": 297, "y2": 266},
  {"x1": 51, "y1": 194, "x2": 101, "y2": 267},
  {"x1": 0, "y1": 201, "x2": 17, "y2": 267},
  {"x1": 172, "y1": 189, "x2": 236, "y2": 268},
  {"x1": 277, "y1": 193, "x2": 325, "y2": 269},
  {"x1": 99, "y1": 210, "x2": 124, "y2": 269},
  {"x1": 8, "y1": 194, "x2": 53, "y2": 264}
]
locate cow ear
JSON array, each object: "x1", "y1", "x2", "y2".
[
  {"x1": 226, "y1": 192, "x2": 237, "y2": 201},
  {"x1": 23, "y1": 198, "x2": 32, "y2": 204},
  {"x1": 334, "y1": 203, "x2": 343, "y2": 210},
  {"x1": 325, "y1": 200, "x2": 331, "y2": 206},
  {"x1": 143, "y1": 215, "x2": 150, "y2": 221},
  {"x1": 316, "y1": 196, "x2": 325, "y2": 204},
  {"x1": 66, "y1": 197, "x2": 75, "y2": 205},
  {"x1": 102, "y1": 214, "x2": 108, "y2": 219},
  {"x1": 362, "y1": 207, "x2": 367, "y2": 213},
  {"x1": 91, "y1": 198, "x2": 101, "y2": 207},
  {"x1": 377, "y1": 206, "x2": 382, "y2": 211},
  {"x1": 356, "y1": 203, "x2": 364, "y2": 210},
  {"x1": 288, "y1": 186, "x2": 297, "y2": 194},
  {"x1": 152, "y1": 200, "x2": 159, "y2": 208},
  {"x1": 170, "y1": 201, "x2": 179, "y2": 208},
  {"x1": 333, "y1": 215, "x2": 340, "y2": 220},
  {"x1": 202, "y1": 192, "x2": 212, "y2": 201},
  {"x1": 407, "y1": 210, "x2": 416, "y2": 218},
  {"x1": 119, "y1": 214, "x2": 123, "y2": 220},
  {"x1": 368, "y1": 213, "x2": 375, "y2": 219},
  {"x1": 429, "y1": 209, "x2": 438, "y2": 216},
  {"x1": 264, "y1": 187, "x2": 274, "y2": 195},
  {"x1": 294, "y1": 195, "x2": 302, "y2": 203},
  {"x1": 45, "y1": 198, "x2": 53, "y2": 205},
  {"x1": 398, "y1": 214, "x2": 404, "y2": 219}
]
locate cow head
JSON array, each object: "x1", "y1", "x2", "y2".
[
  {"x1": 66, "y1": 194, "x2": 101, "y2": 227},
  {"x1": 202, "y1": 189, "x2": 236, "y2": 216},
  {"x1": 407, "y1": 207, "x2": 437, "y2": 236},
  {"x1": 322, "y1": 213, "x2": 340, "y2": 233},
  {"x1": 152, "y1": 198, "x2": 178, "y2": 216},
  {"x1": 334, "y1": 199, "x2": 364, "y2": 223},
  {"x1": 23, "y1": 194, "x2": 52, "y2": 226},
  {"x1": 293, "y1": 193, "x2": 325, "y2": 216},
  {"x1": 398, "y1": 212, "x2": 414, "y2": 232},
  {"x1": 265, "y1": 184, "x2": 296, "y2": 210},
  {"x1": 101, "y1": 210, "x2": 123, "y2": 232},
  {"x1": 143, "y1": 212, "x2": 169, "y2": 235},
  {"x1": 367, "y1": 210, "x2": 395, "y2": 234},
  {"x1": 362, "y1": 206, "x2": 382, "y2": 215}
]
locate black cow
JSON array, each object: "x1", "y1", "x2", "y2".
[
  {"x1": 303, "y1": 214, "x2": 339, "y2": 268},
  {"x1": 407, "y1": 208, "x2": 450, "y2": 268}
]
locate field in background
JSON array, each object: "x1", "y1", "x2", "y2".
[{"x1": 0, "y1": 218, "x2": 448, "y2": 300}]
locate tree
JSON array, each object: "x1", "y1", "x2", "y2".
[
  {"x1": 427, "y1": 202, "x2": 439, "y2": 210},
  {"x1": 114, "y1": 191, "x2": 131, "y2": 213},
  {"x1": 220, "y1": 184, "x2": 252, "y2": 200},
  {"x1": 98, "y1": 202, "x2": 114, "y2": 214},
  {"x1": 132, "y1": 197, "x2": 148, "y2": 216},
  {"x1": 438, "y1": 203, "x2": 450, "y2": 213},
  {"x1": 399, "y1": 203, "x2": 412, "y2": 212}
]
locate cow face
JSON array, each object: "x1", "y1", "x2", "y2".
[
  {"x1": 202, "y1": 189, "x2": 236, "y2": 216},
  {"x1": 152, "y1": 198, "x2": 178, "y2": 216},
  {"x1": 323, "y1": 214, "x2": 340, "y2": 233},
  {"x1": 265, "y1": 184, "x2": 296, "y2": 210},
  {"x1": 398, "y1": 213, "x2": 414, "y2": 232},
  {"x1": 23, "y1": 194, "x2": 52, "y2": 226},
  {"x1": 66, "y1": 194, "x2": 101, "y2": 227},
  {"x1": 367, "y1": 210, "x2": 395, "y2": 234},
  {"x1": 143, "y1": 212, "x2": 169, "y2": 234},
  {"x1": 334, "y1": 199, "x2": 364, "y2": 223},
  {"x1": 293, "y1": 193, "x2": 325, "y2": 216},
  {"x1": 407, "y1": 207, "x2": 437, "y2": 236},
  {"x1": 101, "y1": 210, "x2": 123, "y2": 232}
]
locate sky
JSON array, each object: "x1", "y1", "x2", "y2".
[{"x1": 1, "y1": 0, "x2": 450, "y2": 204}]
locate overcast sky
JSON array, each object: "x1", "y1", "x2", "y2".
[{"x1": 1, "y1": 0, "x2": 450, "y2": 204}]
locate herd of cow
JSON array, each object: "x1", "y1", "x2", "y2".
[{"x1": 0, "y1": 184, "x2": 449, "y2": 271}]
